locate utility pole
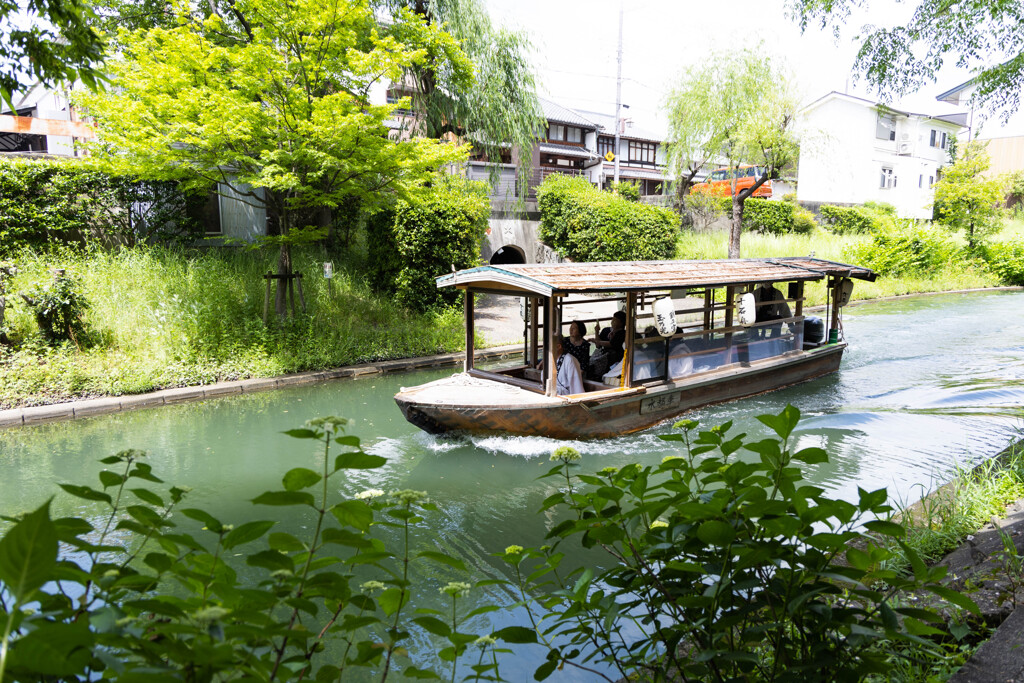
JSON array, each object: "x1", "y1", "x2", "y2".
[{"x1": 613, "y1": 2, "x2": 623, "y2": 185}]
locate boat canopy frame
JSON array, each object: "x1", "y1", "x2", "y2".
[{"x1": 439, "y1": 258, "x2": 877, "y2": 398}]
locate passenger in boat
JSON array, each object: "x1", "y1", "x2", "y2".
[
  {"x1": 754, "y1": 283, "x2": 792, "y2": 339},
  {"x1": 554, "y1": 336, "x2": 585, "y2": 396},
  {"x1": 592, "y1": 310, "x2": 626, "y2": 366},
  {"x1": 564, "y1": 320, "x2": 591, "y2": 372}
]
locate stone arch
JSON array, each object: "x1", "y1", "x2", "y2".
[{"x1": 489, "y1": 244, "x2": 526, "y2": 265}]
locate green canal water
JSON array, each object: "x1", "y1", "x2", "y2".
[{"x1": 2, "y1": 290, "x2": 1023, "y2": 680}]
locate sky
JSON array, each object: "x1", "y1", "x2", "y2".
[{"x1": 486, "y1": 0, "x2": 1024, "y2": 139}]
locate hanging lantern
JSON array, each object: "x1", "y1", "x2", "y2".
[{"x1": 653, "y1": 297, "x2": 677, "y2": 336}]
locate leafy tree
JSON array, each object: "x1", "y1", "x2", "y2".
[
  {"x1": 78, "y1": 0, "x2": 469, "y2": 316},
  {"x1": 789, "y1": 0, "x2": 1024, "y2": 122},
  {"x1": 0, "y1": 0, "x2": 105, "y2": 110},
  {"x1": 383, "y1": 0, "x2": 544, "y2": 196},
  {"x1": 933, "y1": 140, "x2": 1006, "y2": 249},
  {"x1": 664, "y1": 48, "x2": 799, "y2": 258}
]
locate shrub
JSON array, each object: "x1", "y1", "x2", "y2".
[
  {"x1": 847, "y1": 222, "x2": 956, "y2": 276},
  {"x1": 19, "y1": 269, "x2": 91, "y2": 345},
  {"x1": 609, "y1": 180, "x2": 640, "y2": 201},
  {"x1": 819, "y1": 204, "x2": 877, "y2": 234},
  {"x1": 792, "y1": 205, "x2": 817, "y2": 233},
  {"x1": 0, "y1": 408, "x2": 974, "y2": 682},
  {"x1": 367, "y1": 175, "x2": 490, "y2": 311},
  {"x1": 714, "y1": 196, "x2": 813, "y2": 234},
  {"x1": 514, "y1": 407, "x2": 973, "y2": 681},
  {"x1": 980, "y1": 239, "x2": 1024, "y2": 285},
  {"x1": 537, "y1": 174, "x2": 678, "y2": 261},
  {"x1": 0, "y1": 157, "x2": 200, "y2": 254},
  {"x1": 741, "y1": 198, "x2": 795, "y2": 234},
  {"x1": 682, "y1": 191, "x2": 725, "y2": 231}
]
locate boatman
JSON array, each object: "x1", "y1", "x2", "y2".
[{"x1": 555, "y1": 335, "x2": 585, "y2": 396}]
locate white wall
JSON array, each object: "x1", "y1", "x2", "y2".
[{"x1": 796, "y1": 95, "x2": 962, "y2": 219}]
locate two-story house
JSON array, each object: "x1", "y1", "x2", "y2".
[
  {"x1": 466, "y1": 98, "x2": 605, "y2": 200},
  {"x1": 795, "y1": 92, "x2": 966, "y2": 219},
  {"x1": 465, "y1": 98, "x2": 670, "y2": 202},
  {"x1": 575, "y1": 110, "x2": 669, "y2": 196}
]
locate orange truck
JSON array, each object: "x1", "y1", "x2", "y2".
[{"x1": 691, "y1": 165, "x2": 772, "y2": 198}]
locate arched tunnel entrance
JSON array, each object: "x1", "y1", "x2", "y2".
[{"x1": 489, "y1": 245, "x2": 526, "y2": 265}]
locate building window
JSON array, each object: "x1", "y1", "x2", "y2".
[
  {"x1": 548, "y1": 124, "x2": 564, "y2": 141},
  {"x1": 567, "y1": 126, "x2": 581, "y2": 143},
  {"x1": 876, "y1": 113, "x2": 896, "y2": 141},
  {"x1": 918, "y1": 174, "x2": 923, "y2": 188},
  {"x1": 929, "y1": 175, "x2": 934, "y2": 186},
  {"x1": 880, "y1": 167, "x2": 895, "y2": 189},
  {"x1": 628, "y1": 140, "x2": 657, "y2": 165},
  {"x1": 598, "y1": 136, "x2": 615, "y2": 157},
  {"x1": 941, "y1": 132, "x2": 948, "y2": 149},
  {"x1": 929, "y1": 129, "x2": 949, "y2": 148}
]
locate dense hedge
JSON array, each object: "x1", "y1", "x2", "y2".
[
  {"x1": 367, "y1": 175, "x2": 490, "y2": 311},
  {"x1": 819, "y1": 202, "x2": 896, "y2": 235},
  {"x1": 715, "y1": 197, "x2": 814, "y2": 234},
  {"x1": 0, "y1": 157, "x2": 200, "y2": 254},
  {"x1": 537, "y1": 175, "x2": 678, "y2": 261}
]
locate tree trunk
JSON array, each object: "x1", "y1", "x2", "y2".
[{"x1": 728, "y1": 194, "x2": 743, "y2": 259}]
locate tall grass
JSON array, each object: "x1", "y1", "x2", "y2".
[
  {"x1": 678, "y1": 228, "x2": 1001, "y2": 306},
  {"x1": 0, "y1": 246, "x2": 463, "y2": 407},
  {"x1": 884, "y1": 440, "x2": 1024, "y2": 570}
]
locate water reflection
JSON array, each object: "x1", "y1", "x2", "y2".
[{"x1": 1, "y1": 290, "x2": 1022, "y2": 680}]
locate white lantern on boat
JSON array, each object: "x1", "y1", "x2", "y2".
[
  {"x1": 653, "y1": 297, "x2": 677, "y2": 336},
  {"x1": 738, "y1": 292, "x2": 757, "y2": 326}
]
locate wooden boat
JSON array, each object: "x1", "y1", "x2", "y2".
[{"x1": 395, "y1": 258, "x2": 877, "y2": 439}]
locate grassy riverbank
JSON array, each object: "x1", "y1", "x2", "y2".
[{"x1": 0, "y1": 246, "x2": 463, "y2": 408}]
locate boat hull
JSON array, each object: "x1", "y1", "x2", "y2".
[{"x1": 395, "y1": 344, "x2": 845, "y2": 439}]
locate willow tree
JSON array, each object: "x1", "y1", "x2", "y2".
[
  {"x1": 789, "y1": 0, "x2": 1024, "y2": 122},
  {"x1": 665, "y1": 49, "x2": 799, "y2": 258},
  {"x1": 78, "y1": 0, "x2": 469, "y2": 316},
  {"x1": 382, "y1": 0, "x2": 544, "y2": 196}
]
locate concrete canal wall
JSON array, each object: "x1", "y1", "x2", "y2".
[{"x1": 0, "y1": 344, "x2": 524, "y2": 429}]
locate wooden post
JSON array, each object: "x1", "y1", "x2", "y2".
[
  {"x1": 296, "y1": 272, "x2": 306, "y2": 313},
  {"x1": 724, "y1": 285, "x2": 735, "y2": 346},
  {"x1": 287, "y1": 276, "x2": 297, "y2": 318},
  {"x1": 545, "y1": 295, "x2": 557, "y2": 396},
  {"x1": 464, "y1": 289, "x2": 475, "y2": 372},
  {"x1": 529, "y1": 298, "x2": 539, "y2": 367},
  {"x1": 703, "y1": 288, "x2": 712, "y2": 340},
  {"x1": 794, "y1": 281, "x2": 805, "y2": 351},
  {"x1": 623, "y1": 291, "x2": 637, "y2": 388},
  {"x1": 829, "y1": 278, "x2": 841, "y2": 343},
  {"x1": 263, "y1": 272, "x2": 273, "y2": 324}
]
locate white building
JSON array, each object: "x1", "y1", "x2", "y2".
[{"x1": 795, "y1": 92, "x2": 966, "y2": 219}]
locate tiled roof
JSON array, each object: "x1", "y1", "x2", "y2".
[
  {"x1": 575, "y1": 109, "x2": 664, "y2": 143},
  {"x1": 539, "y1": 98, "x2": 600, "y2": 129},
  {"x1": 437, "y1": 257, "x2": 878, "y2": 295},
  {"x1": 606, "y1": 166, "x2": 668, "y2": 181},
  {"x1": 538, "y1": 142, "x2": 602, "y2": 161}
]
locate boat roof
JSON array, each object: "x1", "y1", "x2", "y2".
[{"x1": 437, "y1": 257, "x2": 877, "y2": 296}]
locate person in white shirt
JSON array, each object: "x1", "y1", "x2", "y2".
[{"x1": 554, "y1": 335, "x2": 585, "y2": 396}]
